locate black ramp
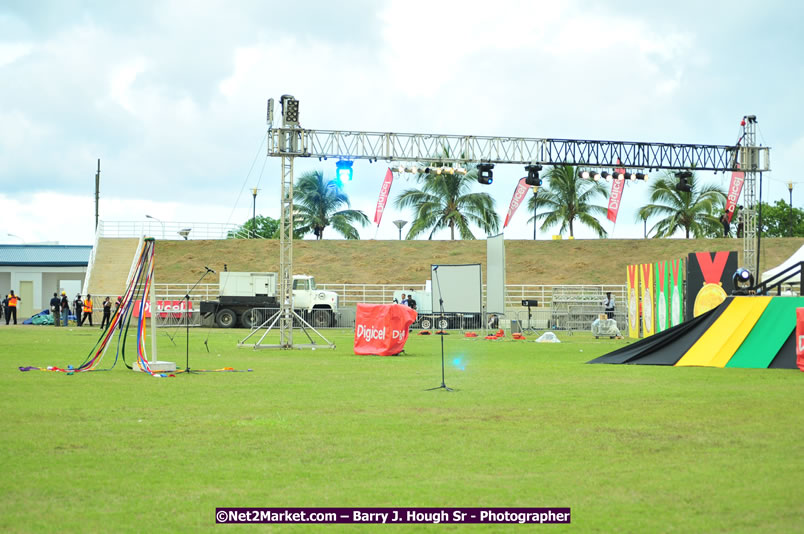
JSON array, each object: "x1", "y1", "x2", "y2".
[
  {"x1": 588, "y1": 298, "x2": 733, "y2": 366},
  {"x1": 768, "y1": 330, "x2": 798, "y2": 369}
]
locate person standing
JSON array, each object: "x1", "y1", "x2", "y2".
[
  {"x1": 6, "y1": 290, "x2": 20, "y2": 325},
  {"x1": 720, "y1": 213, "x2": 731, "y2": 237},
  {"x1": 50, "y1": 292, "x2": 61, "y2": 327},
  {"x1": 603, "y1": 291, "x2": 615, "y2": 320},
  {"x1": 73, "y1": 294, "x2": 83, "y2": 326},
  {"x1": 81, "y1": 294, "x2": 94, "y2": 326},
  {"x1": 100, "y1": 297, "x2": 112, "y2": 329},
  {"x1": 400, "y1": 293, "x2": 408, "y2": 306},
  {"x1": 60, "y1": 292, "x2": 70, "y2": 327},
  {"x1": 406, "y1": 290, "x2": 417, "y2": 311}
]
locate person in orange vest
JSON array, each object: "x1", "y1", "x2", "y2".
[
  {"x1": 5, "y1": 290, "x2": 21, "y2": 325},
  {"x1": 80, "y1": 294, "x2": 94, "y2": 327}
]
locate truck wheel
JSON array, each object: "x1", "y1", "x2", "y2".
[
  {"x1": 241, "y1": 309, "x2": 263, "y2": 329},
  {"x1": 420, "y1": 317, "x2": 432, "y2": 330},
  {"x1": 215, "y1": 309, "x2": 236, "y2": 328},
  {"x1": 311, "y1": 309, "x2": 332, "y2": 328}
]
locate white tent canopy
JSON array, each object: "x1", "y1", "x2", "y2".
[{"x1": 762, "y1": 244, "x2": 804, "y2": 283}]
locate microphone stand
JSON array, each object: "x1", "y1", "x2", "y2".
[
  {"x1": 427, "y1": 265, "x2": 453, "y2": 392},
  {"x1": 181, "y1": 266, "x2": 214, "y2": 375}
]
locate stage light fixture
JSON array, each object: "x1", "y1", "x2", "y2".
[
  {"x1": 578, "y1": 170, "x2": 591, "y2": 180},
  {"x1": 601, "y1": 171, "x2": 611, "y2": 182},
  {"x1": 731, "y1": 268, "x2": 754, "y2": 294},
  {"x1": 477, "y1": 163, "x2": 494, "y2": 185},
  {"x1": 675, "y1": 171, "x2": 692, "y2": 192},
  {"x1": 280, "y1": 94, "x2": 299, "y2": 126},
  {"x1": 525, "y1": 164, "x2": 542, "y2": 186},
  {"x1": 336, "y1": 160, "x2": 353, "y2": 181}
]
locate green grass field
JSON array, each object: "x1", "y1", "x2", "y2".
[{"x1": 1, "y1": 325, "x2": 802, "y2": 532}]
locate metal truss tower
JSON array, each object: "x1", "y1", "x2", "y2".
[
  {"x1": 265, "y1": 95, "x2": 770, "y2": 349},
  {"x1": 740, "y1": 116, "x2": 760, "y2": 272}
]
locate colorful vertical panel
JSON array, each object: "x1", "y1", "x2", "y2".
[
  {"x1": 626, "y1": 264, "x2": 640, "y2": 338},
  {"x1": 654, "y1": 261, "x2": 670, "y2": 333},
  {"x1": 668, "y1": 258, "x2": 684, "y2": 326},
  {"x1": 640, "y1": 263, "x2": 655, "y2": 337}
]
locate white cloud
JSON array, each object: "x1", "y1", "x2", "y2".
[
  {"x1": 0, "y1": 41, "x2": 32, "y2": 67},
  {"x1": 0, "y1": 0, "x2": 802, "y2": 246}
]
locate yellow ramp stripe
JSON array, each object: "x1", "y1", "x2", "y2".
[{"x1": 675, "y1": 297, "x2": 772, "y2": 367}]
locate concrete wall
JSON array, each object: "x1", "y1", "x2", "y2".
[{"x1": 1, "y1": 266, "x2": 87, "y2": 317}]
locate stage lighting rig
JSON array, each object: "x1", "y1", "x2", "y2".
[
  {"x1": 732, "y1": 268, "x2": 755, "y2": 294},
  {"x1": 525, "y1": 164, "x2": 542, "y2": 186},
  {"x1": 477, "y1": 163, "x2": 494, "y2": 184},
  {"x1": 280, "y1": 95, "x2": 299, "y2": 127},
  {"x1": 336, "y1": 160, "x2": 353, "y2": 181}
]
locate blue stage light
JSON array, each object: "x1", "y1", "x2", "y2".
[{"x1": 336, "y1": 160, "x2": 353, "y2": 182}]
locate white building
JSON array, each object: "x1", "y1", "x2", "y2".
[{"x1": 0, "y1": 244, "x2": 91, "y2": 319}]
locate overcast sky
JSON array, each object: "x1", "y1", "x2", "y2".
[{"x1": 1, "y1": 0, "x2": 802, "y2": 244}]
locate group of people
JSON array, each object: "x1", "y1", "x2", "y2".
[
  {"x1": 396, "y1": 291, "x2": 417, "y2": 310},
  {"x1": 2, "y1": 290, "x2": 21, "y2": 325},
  {"x1": 719, "y1": 206, "x2": 745, "y2": 238},
  {"x1": 2, "y1": 290, "x2": 119, "y2": 327}
]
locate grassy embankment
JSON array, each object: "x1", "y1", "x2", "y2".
[{"x1": 154, "y1": 237, "x2": 804, "y2": 285}]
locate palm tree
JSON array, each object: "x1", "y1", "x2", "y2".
[
  {"x1": 293, "y1": 170, "x2": 369, "y2": 239},
  {"x1": 637, "y1": 172, "x2": 726, "y2": 238},
  {"x1": 527, "y1": 165, "x2": 609, "y2": 238},
  {"x1": 394, "y1": 166, "x2": 500, "y2": 239}
]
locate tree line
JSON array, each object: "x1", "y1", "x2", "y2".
[{"x1": 232, "y1": 167, "x2": 802, "y2": 240}]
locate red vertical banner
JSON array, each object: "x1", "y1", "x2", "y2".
[
  {"x1": 725, "y1": 167, "x2": 745, "y2": 222},
  {"x1": 607, "y1": 161, "x2": 626, "y2": 223},
  {"x1": 373, "y1": 168, "x2": 394, "y2": 226},
  {"x1": 504, "y1": 177, "x2": 530, "y2": 228},
  {"x1": 797, "y1": 308, "x2": 804, "y2": 372}
]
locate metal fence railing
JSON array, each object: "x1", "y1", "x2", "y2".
[
  {"x1": 98, "y1": 220, "x2": 258, "y2": 240},
  {"x1": 135, "y1": 283, "x2": 627, "y2": 331}
]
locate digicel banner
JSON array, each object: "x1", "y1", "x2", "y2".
[
  {"x1": 797, "y1": 308, "x2": 804, "y2": 372},
  {"x1": 607, "y1": 162, "x2": 626, "y2": 223},
  {"x1": 354, "y1": 303, "x2": 417, "y2": 356},
  {"x1": 504, "y1": 178, "x2": 530, "y2": 228},
  {"x1": 133, "y1": 300, "x2": 194, "y2": 318},
  {"x1": 373, "y1": 168, "x2": 394, "y2": 226}
]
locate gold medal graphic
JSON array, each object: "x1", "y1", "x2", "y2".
[{"x1": 693, "y1": 282, "x2": 727, "y2": 317}]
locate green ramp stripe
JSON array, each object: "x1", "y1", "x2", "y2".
[{"x1": 726, "y1": 296, "x2": 804, "y2": 368}]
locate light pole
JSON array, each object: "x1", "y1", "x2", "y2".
[
  {"x1": 145, "y1": 214, "x2": 165, "y2": 240},
  {"x1": 392, "y1": 220, "x2": 407, "y2": 240},
  {"x1": 251, "y1": 188, "x2": 259, "y2": 239},
  {"x1": 789, "y1": 181, "x2": 794, "y2": 237}
]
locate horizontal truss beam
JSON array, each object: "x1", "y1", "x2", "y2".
[{"x1": 269, "y1": 128, "x2": 770, "y2": 172}]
